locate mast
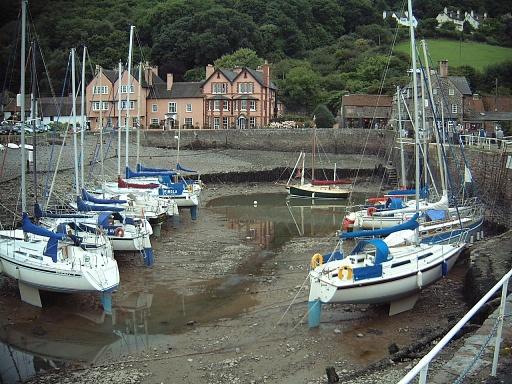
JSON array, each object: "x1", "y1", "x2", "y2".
[
  {"x1": 20, "y1": 0, "x2": 27, "y2": 213},
  {"x1": 311, "y1": 125, "x2": 316, "y2": 181},
  {"x1": 407, "y1": 0, "x2": 420, "y2": 244},
  {"x1": 421, "y1": 40, "x2": 446, "y2": 193},
  {"x1": 136, "y1": 62, "x2": 142, "y2": 165},
  {"x1": 117, "y1": 60, "x2": 122, "y2": 177},
  {"x1": 31, "y1": 40, "x2": 38, "y2": 203},
  {"x1": 71, "y1": 48, "x2": 79, "y2": 197},
  {"x1": 99, "y1": 66, "x2": 104, "y2": 182},
  {"x1": 125, "y1": 25, "x2": 134, "y2": 171},
  {"x1": 80, "y1": 46, "x2": 86, "y2": 189},
  {"x1": 420, "y1": 60, "x2": 427, "y2": 189},
  {"x1": 397, "y1": 86, "x2": 406, "y2": 188}
]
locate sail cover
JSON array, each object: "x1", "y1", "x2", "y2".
[
  {"x1": 126, "y1": 166, "x2": 175, "y2": 179},
  {"x1": 118, "y1": 177, "x2": 159, "y2": 189},
  {"x1": 176, "y1": 163, "x2": 197, "y2": 173},
  {"x1": 137, "y1": 163, "x2": 172, "y2": 173},
  {"x1": 341, "y1": 213, "x2": 420, "y2": 240},
  {"x1": 82, "y1": 189, "x2": 127, "y2": 205},
  {"x1": 77, "y1": 197, "x2": 124, "y2": 212}
]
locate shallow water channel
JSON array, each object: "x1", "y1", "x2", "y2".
[{"x1": 0, "y1": 192, "x2": 364, "y2": 383}]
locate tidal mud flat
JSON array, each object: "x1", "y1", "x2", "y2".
[{"x1": 0, "y1": 146, "x2": 510, "y2": 383}]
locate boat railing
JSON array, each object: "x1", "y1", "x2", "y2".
[{"x1": 398, "y1": 267, "x2": 512, "y2": 384}]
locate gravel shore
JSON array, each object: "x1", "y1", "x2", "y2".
[{"x1": 1, "y1": 138, "x2": 510, "y2": 384}]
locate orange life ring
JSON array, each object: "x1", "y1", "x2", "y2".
[
  {"x1": 115, "y1": 227, "x2": 125, "y2": 237},
  {"x1": 367, "y1": 207, "x2": 377, "y2": 216}
]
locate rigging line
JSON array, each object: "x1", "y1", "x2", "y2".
[
  {"x1": 350, "y1": 0, "x2": 405, "y2": 203},
  {"x1": 1, "y1": 8, "x2": 21, "y2": 103},
  {"x1": 423, "y1": 47, "x2": 479, "y2": 202},
  {"x1": 27, "y1": 7, "x2": 58, "y2": 103},
  {"x1": 417, "y1": 53, "x2": 465, "y2": 228},
  {"x1": 44, "y1": 51, "x2": 71, "y2": 204},
  {"x1": 276, "y1": 272, "x2": 309, "y2": 326}
]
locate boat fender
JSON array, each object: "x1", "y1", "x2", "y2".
[
  {"x1": 416, "y1": 270, "x2": 423, "y2": 289},
  {"x1": 338, "y1": 266, "x2": 353, "y2": 280},
  {"x1": 115, "y1": 227, "x2": 125, "y2": 237},
  {"x1": 367, "y1": 207, "x2": 377, "y2": 216},
  {"x1": 187, "y1": 184, "x2": 193, "y2": 193},
  {"x1": 310, "y1": 253, "x2": 323, "y2": 269}
]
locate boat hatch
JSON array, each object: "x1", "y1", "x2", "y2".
[
  {"x1": 417, "y1": 252, "x2": 433, "y2": 260},
  {"x1": 391, "y1": 260, "x2": 411, "y2": 268}
]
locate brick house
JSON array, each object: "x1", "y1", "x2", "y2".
[
  {"x1": 340, "y1": 94, "x2": 393, "y2": 129},
  {"x1": 464, "y1": 95, "x2": 512, "y2": 133},
  {"x1": 201, "y1": 63, "x2": 280, "y2": 129},
  {"x1": 86, "y1": 62, "x2": 280, "y2": 131}
]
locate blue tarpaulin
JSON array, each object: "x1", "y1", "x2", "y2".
[{"x1": 425, "y1": 209, "x2": 447, "y2": 221}]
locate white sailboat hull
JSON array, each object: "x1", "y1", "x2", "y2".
[
  {"x1": 309, "y1": 244, "x2": 463, "y2": 305},
  {"x1": 0, "y1": 236, "x2": 119, "y2": 294}
]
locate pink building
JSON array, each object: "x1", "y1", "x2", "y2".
[
  {"x1": 201, "y1": 63, "x2": 280, "y2": 129},
  {"x1": 86, "y1": 62, "x2": 280, "y2": 131}
]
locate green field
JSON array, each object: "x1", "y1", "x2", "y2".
[{"x1": 395, "y1": 39, "x2": 512, "y2": 72}]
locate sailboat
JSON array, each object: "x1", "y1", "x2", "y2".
[
  {"x1": 0, "y1": 1, "x2": 119, "y2": 309},
  {"x1": 286, "y1": 127, "x2": 351, "y2": 199},
  {"x1": 308, "y1": 1, "x2": 467, "y2": 327}
]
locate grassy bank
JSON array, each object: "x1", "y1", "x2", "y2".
[{"x1": 395, "y1": 39, "x2": 512, "y2": 71}]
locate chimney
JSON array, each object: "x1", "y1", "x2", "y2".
[
  {"x1": 150, "y1": 65, "x2": 158, "y2": 76},
  {"x1": 95, "y1": 64, "x2": 100, "y2": 75},
  {"x1": 233, "y1": 66, "x2": 242, "y2": 74},
  {"x1": 484, "y1": 12, "x2": 487, "y2": 19},
  {"x1": 167, "y1": 73, "x2": 174, "y2": 91},
  {"x1": 383, "y1": 10, "x2": 386, "y2": 19},
  {"x1": 262, "y1": 60, "x2": 270, "y2": 88},
  {"x1": 439, "y1": 60, "x2": 449, "y2": 77},
  {"x1": 471, "y1": 10, "x2": 474, "y2": 18},
  {"x1": 457, "y1": 9, "x2": 460, "y2": 18},
  {"x1": 444, "y1": 7, "x2": 447, "y2": 14},
  {"x1": 205, "y1": 64, "x2": 214, "y2": 79}
]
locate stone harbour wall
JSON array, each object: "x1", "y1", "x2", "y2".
[{"x1": 140, "y1": 128, "x2": 396, "y2": 155}]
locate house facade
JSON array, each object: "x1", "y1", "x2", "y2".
[
  {"x1": 85, "y1": 62, "x2": 281, "y2": 131},
  {"x1": 340, "y1": 94, "x2": 393, "y2": 129},
  {"x1": 201, "y1": 63, "x2": 280, "y2": 129},
  {"x1": 395, "y1": 60, "x2": 471, "y2": 135},
  {"x1": 3, "y1": 95, "x2": 84, "y2": 126},
  {"x1": 464, "y1": 95, "x2": 512, "y2": 133},
  {"x1": 436, "y1": 7, "x2": 487, "y2": 31}
]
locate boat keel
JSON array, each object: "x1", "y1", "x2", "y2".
[
  {"x1": 389, "y1": 294, "x2": 418, "y2": 316},
  {"x1": 18, "y1": 282, "x2": 42, "y2": 307}
]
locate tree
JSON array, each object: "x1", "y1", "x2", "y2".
[
  {"x1": 278, "y1": 65, "x2": 321, "y2": 112},
  {"x1": 214, "y1": 48, "x2": 264, "y2": 69},
  {"x1": 313, "y1": 104, "x2": 335, "y2": 128}
]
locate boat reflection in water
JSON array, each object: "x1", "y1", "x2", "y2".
[{"x1": 208, "y1": 192, "x2": 366, "y2": 250}]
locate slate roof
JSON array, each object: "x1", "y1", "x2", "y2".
[
  {"x1": 245, "y1": 68, "x2": 277, "y2": 90},
  {"x1": 169, "y1": 82, "x2": 203, "y2": 98},
  {"x1": 101, "y1": 66, "x2": 163, "y2": 88},
  {"x1": 4, "y1": 95, "x2": 82, "y2": 116},
  {"x1": 218, "y1": 69, "x2": 238, "y2": 82},
  {"x1": 147, "y1": 83, "x2": 171, "y2": 99},
  {"x1": 342, "y1": 94, "x2": 393, "y2": 107},
  {"x1": 448, "y1": 76, "x2": 472, "y2": 95}
]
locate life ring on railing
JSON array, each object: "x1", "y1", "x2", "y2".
[
  {"x1": 310, "y1": 253, "x2": 323, "y2": 269},
  {"x1": 338, "y1": 265, "x2": 353, "y2": 280},
  {"x1": 115, "y1": 227, "x2": 125, "y2": 237},
  {"x1": 367, "y1": 207, "x2": 377, "y2": 216}
]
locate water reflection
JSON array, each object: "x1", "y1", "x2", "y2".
[{"x1": 208, "y1": 192, "x2": 364, "y2": 249}]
